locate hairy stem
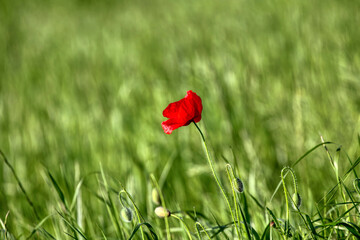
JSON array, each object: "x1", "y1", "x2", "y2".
[{"x1": 193, "y1": 122, "x2": 242, "y2": 238}]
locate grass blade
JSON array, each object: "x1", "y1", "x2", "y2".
[{"x1": 47, "y1": 170, "x2": 67, "y2": 210}]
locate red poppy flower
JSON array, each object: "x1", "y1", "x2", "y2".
[{"x1": 162, "y1": 90, "x2": 203, "y2": 134}]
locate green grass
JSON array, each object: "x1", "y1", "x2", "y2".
[{"x1": 1, "y1": 0, "x2": 360, "y2": 239}]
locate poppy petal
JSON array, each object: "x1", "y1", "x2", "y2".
[
  {"x1": 193, "y1": 115, "x2": 202, "y2": 123},
  {"x1": 185, "y1": 90, "x2": 202, "y2": 120},
  {"x1": 161, "y1": 118, "x2": 186, "y2": 134},
  {"x1": 163, "y1": 99, "x2": 184, "y2": 118},
  {"x1": 185, "y1": 91, "x2": 202, "y2": 112}
]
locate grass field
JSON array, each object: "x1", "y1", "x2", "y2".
[{"x1": 1, "y1": 0, "x2": 360, "y2": 239}]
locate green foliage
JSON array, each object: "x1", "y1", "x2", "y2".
[{"x1": 1, "y1": 0, "x2": 360, "y2": 239}]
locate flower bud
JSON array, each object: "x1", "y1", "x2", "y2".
[
  {"x1": 152, "y1": 188, "x2": 161, "y2": 205},
  {"x1": 291, "y1": 193, "x2": 302, "y2": 210},
  {"x1": 154, "y1": 206, "x2": 170, "y2": 218},
  {"x1": 270, "y1": 221, "x2": 275, "y2": 227},
  {"x1": 120, "y1": 207, "x2": 133, "y2": 222},
  {"x1": 234, "y1": 177, "x2": 244, "y2": 193}
]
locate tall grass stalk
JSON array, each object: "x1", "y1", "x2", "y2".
[
  {"x1": 320, "y1": 137, "x2": 349, "y2": 219},
  {"x1": 0, "y1": 150, "x2": 40, "y2": 220},
  {"x1": 280, "y1": 167, "x2": 299, "y2": 240},
  {"x1": 171, "y1": 214, "x2": 193, "y2": 240},
  {"x1": 195, "y1": 222, "x2": 211, "y2": 240},
  {"x1": 99, "y1": 164, "x2": 124, "y2": 239},
  {"x1": 150, "y1": 174, "x2": 171, "y2": 240}
]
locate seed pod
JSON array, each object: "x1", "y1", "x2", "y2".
[
  {"x1": 154, "y1": 206, "x2": 170, "y2": 218},
  {"x1": 120, "y1": 207, "x2": 133, "y2": 222},
  {"x1": 234, "y1": 177, "x2": 244, "y2": 193},
  {"x1": 291, "y1": 193, "x2": 302, "y2": 210},
  {"x1": 152, "y1": 188, "x2": 161, "y2": 205}
]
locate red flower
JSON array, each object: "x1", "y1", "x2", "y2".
[{"x1": 162, "y1": 90, "x2": 203, "y2": 134}]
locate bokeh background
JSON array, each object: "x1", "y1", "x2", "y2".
[{"x1": 1, "y1": 0, "x2": 359, "y2": 237}]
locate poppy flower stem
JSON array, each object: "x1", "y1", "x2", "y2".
[
  {"x1": 193, "y1": 121, "x2": 205, "y2": 142},
  {"x1": 193, "y1": 122, "x2": 241, "y2": 238}
]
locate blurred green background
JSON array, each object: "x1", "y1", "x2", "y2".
[{"x1": 0, "y1": 0, "x2": 359, "y2": 237}]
